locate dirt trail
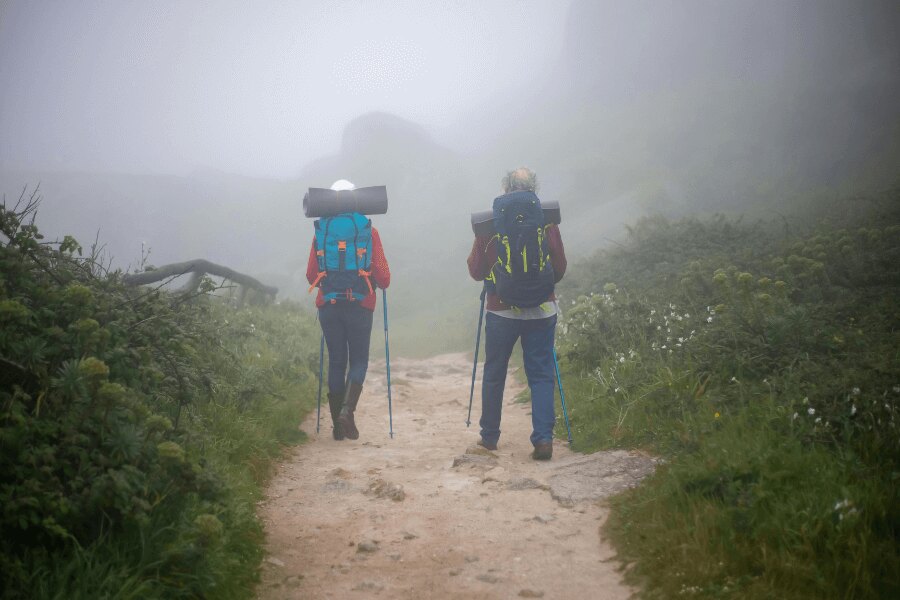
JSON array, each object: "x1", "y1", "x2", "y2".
[{"x1": 258, "y1": 353, "x2": 652, "y2": 599}]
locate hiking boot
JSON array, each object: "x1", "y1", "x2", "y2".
[
  {"x1": 337, "y1": 382, "x2": 363, "y2": 440},
  {"x1": 477, "y1": 439, "x2": 497, "y2": 451},
  {"x1": 327, "y1": 391, "x2": 345, "y2": 441},
  {"x1": 531, "y1": 442, "x2": 553, "y2": 461}
]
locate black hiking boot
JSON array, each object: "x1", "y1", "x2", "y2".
[
  {"x1": 327, "y1": 391, "x2": 345, "y2": 440},
  {"x1": 337, "y1": 382, "x2": 363, "y2": 440}
]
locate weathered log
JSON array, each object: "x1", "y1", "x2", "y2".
[{"x1": 122, "y1": 259, "x2": 278, "y2": 298}]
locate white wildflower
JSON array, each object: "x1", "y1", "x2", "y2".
[
  {"x1": 851, "y1": 387, "x2": 860, "y2": 396},
  {"x1": 808, "y1": 407, "x2": 815, "y2": 416},
  {"x1": 851, "y1": 404, "x2": 857, "y2": 416},
  {"x1": 815, "y1": 417, "x2": 822, "y2": 424},
  {"x1": 707, "y1": 316, "x2": 713, "y2": 323}
]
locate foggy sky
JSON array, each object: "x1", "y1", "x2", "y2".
[{"x1": 0, "y1": 0, "x2": 569, "y2": 178}]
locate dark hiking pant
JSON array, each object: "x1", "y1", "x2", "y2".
[{"x1": 319, "y1": 303, "x2": 374, "y2": 394}]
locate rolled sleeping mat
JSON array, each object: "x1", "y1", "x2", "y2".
[
  {"x1": 470, "y1": 200, "x2": 561, "y2": 236},
  {"x1": 303, "y1": 185, "x2": 389, "y2": 218}
]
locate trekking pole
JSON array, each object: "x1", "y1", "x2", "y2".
[
  {"x1": 552, "y1": 347, "x2": 574, "y2": 445},
  {"x1": 382, "y1": 289, "x2": 394, "y2": 438},
  {"x1": 316, "y1": 332, "x2": 324, "y2": 434},
  {"x1": 466, "y1": 288, "x2": 487, "y2": 427}
]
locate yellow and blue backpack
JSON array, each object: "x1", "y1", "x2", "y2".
[{"x1": 488, "y1": 191, "x2": 555, "y2": 308}]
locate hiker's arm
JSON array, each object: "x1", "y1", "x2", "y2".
[
  {"x1": 467, "y1": 235, "x2": 492, "y2": 281},
  {"x1": 371, "y1": 228, "x2": 390, "y2": 289},
  {"x1": 547, "y1": 225, "x2": 567, "y2": 282},
  {"x1": 306, "y1": 240, "x2": 319, "y2": 285}
]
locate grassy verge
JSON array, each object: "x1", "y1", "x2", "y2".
[
  {"x1": 1, "y1": 197, "x2": 318, "y2": 598},
  {"x1": 556, "y1": 189, "x2": 900, "y2": 598}
]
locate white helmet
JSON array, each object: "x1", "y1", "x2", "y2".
[{"x1": 330, "y1": 179, "x2": 356, "y2": 191}]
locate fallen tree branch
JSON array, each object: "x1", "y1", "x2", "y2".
[{"x1": 122, "y1": 259, "x2": 278, "y2": 299}]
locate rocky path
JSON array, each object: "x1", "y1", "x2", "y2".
[{"x1": 258, "y1": 353, "x2": 655, "y2": 599}]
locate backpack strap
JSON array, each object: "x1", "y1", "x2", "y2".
[
  {"x1": 309, "y1": 219, "x2": 327, "y2": 294},
  {"x1": 308, "y1": 271, "x2": 326, "y2": 294}
]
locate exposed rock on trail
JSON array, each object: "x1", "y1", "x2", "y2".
[{"x1": 258, "y1": 353, "x2": 654, "y2": 599}]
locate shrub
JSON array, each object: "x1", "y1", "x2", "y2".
[
  {"x1": 0, "y1": 195, "x2": 318, "y2": 598},
  {"x1": 556, "y1": 193, "x2": 900, "y2": 598}
]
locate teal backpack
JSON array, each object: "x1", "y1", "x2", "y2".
[{"x1": 309, "y1": 212, "x2": 374, "y2": 303}]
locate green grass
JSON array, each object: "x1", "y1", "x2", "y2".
[{"x1": 555, "y1": 189, "x2": 900, "y2": 598}]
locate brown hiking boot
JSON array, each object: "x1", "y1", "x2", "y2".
[
  {"x1": 477, "y1": 439, "x2": 497, "y2": 451},
  {"x1": 337, "y1": 382, "x2": 363, "y2": 440},
  {"x1": 531, "y1": 442, "x2": 553, "y2": 461},
  {"x1": 327, "y1": 391, "x2": 345, "y2": 441}
]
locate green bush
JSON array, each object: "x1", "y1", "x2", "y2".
[
  {"x1": 556, "y1": 192, "x2": 900, "y2": 598},
  {"x1": 0, "y1": 198, "x2": 318, "y2": 598}
]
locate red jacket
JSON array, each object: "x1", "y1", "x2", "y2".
[
  {"x1": 467, "y1": 224, "x2": 567, "y2": 311},
  {"x1": 306, "y1": 227, "x2": 390, "y2": 310}
]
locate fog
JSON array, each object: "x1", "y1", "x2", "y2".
[
  {"x1": 0, "y1": 0, "x2": 567, "y2": 176},
  {"x1": 2, "y1": 0, "x2": 899, "y2": 353}
]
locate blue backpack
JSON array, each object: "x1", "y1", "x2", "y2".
[
  {"x1": 488, "y1": 191, "x2": 555, "y2": 308},
  {"x1": 310, "y1": 212, "x2": 374, "y2": 303}
]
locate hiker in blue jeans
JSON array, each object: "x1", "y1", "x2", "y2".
[{"x1": 467, "y1": 168, "x2": 567, "y2": 460}]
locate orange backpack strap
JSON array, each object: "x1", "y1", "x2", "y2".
[{"x1": 308, "y1": 271, "x2": 326, "y2": 293}]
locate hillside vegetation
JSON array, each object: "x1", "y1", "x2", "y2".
[
  {"x1": 556, "y1": 189, "x2": 900, "y2": 598},
  {"x1": 0, "y1": 195, "x2": 319, "y2": 598}
]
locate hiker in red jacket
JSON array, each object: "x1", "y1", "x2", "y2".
[
  {"x1": 467, "y1": 168, "x2": 567, "y2": 460},
  {"x1": 306, "y1": 180, "x2": 390, "y2": 441}
]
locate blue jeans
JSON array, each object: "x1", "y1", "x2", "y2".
[
  {"x1": 480, "y1": 312, "x2": 557, "y2": 447},
  {"x1": 319, "y1": 303, "x2": 373, "y2": 394}
]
